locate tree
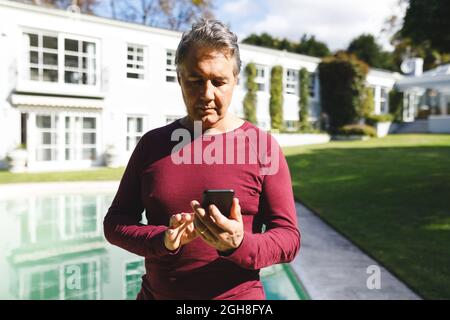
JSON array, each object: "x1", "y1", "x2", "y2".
[
  {"x1": 269, "y1": 66, "x2": 283, "y2": 131},
  {"x1": 242, "y1": 33, "x2": 330, "y2": 58},
  {"x1": 243, "y1": 63, "x2": 257, "y2": 124},
  {"x1": 296, "y1": 34, "x2": 330, "y2": 58},
  {"x1": 347, "y1": 34, "x2": 396, "y2": 70},
  {"x1": 242, "y1": 33, "x2": 278, "y2": 49},
  {"x1": 389, "y1": 89, "x2": 404, "y2": 121},
  {"x1": 299, "y1": 68, "x2": 310, "y2": 130},
  {"x1": 318, "y1": 52, "x2": 369, "y2": 131},
  {"x1": 360, "y1": 87, "x2": 375, "y2": 119},
  {"x1": 401, "y1": 0, "x2": 450, "y2": 53},
  {"x1": 14, "y1": 0, "x2": 99, "y2": 13},
  {"x1": 14, "y1": 0, "x2": 215, "y2": 31},
  {"x1": 391, "y1": 37, "x2": 450, "y2": 71}
]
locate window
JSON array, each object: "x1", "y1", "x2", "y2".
[
  {"x1": 284, "y1": 120, "x2": 299, "y2": 130},
  {"x1": 82, "y1": 117, "x2": 97, "y2": 160},
  {"x1": 380, "y1": 87, "x2": 389, "y2": 113},
  {"x1": 36, "y1": 115, "x2": 57, "y2": 161},
  {"x1": 309, "y1": 72, "x2": 316, "y2": 97},
  {"x1": 25, "y1": 32, "x2": 58, "y2": 82},
  {"x1": 166, "y1": 50, "x2": 177, "y2": 82},
  {"x1": 64, "y1": 116, "x2": 97, "y2": 161},
  {"x1": 23, "y1": 269, "x2": 60, "y2": 299},
  {"x1": 285, "y1": 69, "x2": 298, "y2": 95},
  {"x1": 64, "y1": 195, "x2": 99, "y2": 239},
  {"x1": 255, "y1": 65, "x2": 266, "y2": 92},
  {"x1": 165, "y1": 115, "x2": 181, "y2": 125},
  {"x1": 127, "y1": 44, "x2": 146, "y2": 79},
  {"x1": 124, "y1": 260, "x2": 145, "y2": 300},
  {"x1": 23, "y1": 31, "x2": 97, "y2": 85},
  {"x1": 64, "y1": 38, "x2": 96, "y2": 85},
  {"x1": 64, "y1": 261, "x2": 100, "y2": 300},
  {"x1": 127, "y1": 116, "x2": 144, "y2": 151}
]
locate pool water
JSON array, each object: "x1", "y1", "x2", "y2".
[{"x1": 0, "y1": 192, "x2": 307, "y2": 300}]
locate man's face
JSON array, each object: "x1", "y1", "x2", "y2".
[{"x1": 178, "y1": 45, "x2": 238, "y2": 128}]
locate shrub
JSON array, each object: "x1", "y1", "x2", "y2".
[
  {"x1": 270, "y1": 65, "x2": 284, "y2": 130},
  {"x1": 389, "y1": 89, "x2": 403, "y2": 122},
  {"x1": 243, "y1": 63, "x2": 257, "y2": 124},
  {"x1": 318, "y1": 52, "x2": 369, "y2": 131},
  {"x1": 336, "y1": 124, "x2": 377, "y2": 137},
  {"x1": 299, "y1": 68, "x2": 311, "y2": 130},
  {"x1": 366, "y1": 114, "x2": 394, "y2": 126},
  {"x1": 360, "y1": 87, "x2": 375, "y2": 118}
]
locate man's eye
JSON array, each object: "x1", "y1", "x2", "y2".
[
  {"x1": 188, "y1": 79, "x2": 202, "y2": 84},
  {"x1": 212, "y1": 80, "x2": 225, "y2": 87}
]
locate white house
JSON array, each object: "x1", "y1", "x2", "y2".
[
  {"x1": 396, "y1": 62, "x2": 450, "y2": 132},
  {"x1": 0, "y1": 0, "x2": 399, "y2": 171}
]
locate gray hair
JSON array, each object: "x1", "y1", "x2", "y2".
[{"x1": 175, "y1": 19, "x2": 241, "y2": 76}]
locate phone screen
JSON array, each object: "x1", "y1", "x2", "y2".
[{"x1": 201, "y1": 189, "x2": 234, "y2": 218}]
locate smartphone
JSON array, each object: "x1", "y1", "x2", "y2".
[{"x1": 201, "y1": 189, "x2": 235, "y2": 218}]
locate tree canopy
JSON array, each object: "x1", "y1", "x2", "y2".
[
  {"x1": 401, "y1": 0, "x2": 450, "y2": 53},
  {"x1": 242, "y1": 33, "x2": 330, "y2": 58}
]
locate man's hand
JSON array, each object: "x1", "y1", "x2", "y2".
[
  {"x1": 164, "y1": 212, "x2": 198, "y2": 252},
  {"x1": 191, "y1": 198, "x2": 244, "y2": 253}
]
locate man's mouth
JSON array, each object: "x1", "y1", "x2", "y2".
[{"x1": 198, "y1": 106, "x2": 216, "y2": 111}]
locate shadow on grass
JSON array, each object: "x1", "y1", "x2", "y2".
[{"x1": 286, "y1": 144, "x2": 450, "y2": 299}]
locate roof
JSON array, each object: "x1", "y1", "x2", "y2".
[{"x1": 396, "y1": 64, "x2": 450, "y2": 92}]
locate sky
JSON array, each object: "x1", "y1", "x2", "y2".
[{"x1": 214, "y1": 0, "x2": 407, "y2": 52}]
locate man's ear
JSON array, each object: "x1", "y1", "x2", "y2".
[{"x1": 177, "y1": 72, "x2": 181, "y2": 85}]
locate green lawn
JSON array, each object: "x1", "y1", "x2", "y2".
[
  {"x1": 284, "y1": 134, "x2": 450, "y2": 300},
  {"x1": 0, "y1": 167, "x2": 125, "y2": 184}
]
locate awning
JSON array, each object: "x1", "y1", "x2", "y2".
[{"x1": 11, "y1": 94, "x2": 105, "y2": 109}]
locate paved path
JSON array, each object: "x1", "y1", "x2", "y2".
[{"x1": 291, "y1": 202, "x2": 421, "y2": 300}]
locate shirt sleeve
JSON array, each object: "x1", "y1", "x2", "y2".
[
  {"x1": 103, "y1": 135, "x2": 179, "y2": 258},
  {"x1": 221, "y1": 135, "x2": 301, "y2": 270}
]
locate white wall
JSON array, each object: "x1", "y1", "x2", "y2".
[{"x1": 429, "y1": 115, "x2": 450, "y2": 133}]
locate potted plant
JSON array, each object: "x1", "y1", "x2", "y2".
[
  {"x1": 332, "y1": 124, "x2": 376, "y2": 141},
  {"x1": 6, "y1": 144, "x2": 28, "y2": 173},
  {"x1": 104, "y1": 144, "x2": 121, "y2": 168},
  {"x1": 365, "y1": 114, "x2": 394, "y2": 137}
]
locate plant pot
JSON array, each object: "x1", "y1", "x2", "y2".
[
  {"x1": 7, "y1": 148, "x2": 28, "y2": 173},
  {"x1": 104, "y1": 145, "x2": 121, "y2": 168}
]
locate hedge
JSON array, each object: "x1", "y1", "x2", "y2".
[
  {"x1": 243, "y1": 63, "x2": 257, "y2": 124},
  {"x1": 318, "y1": 52, "x2": 369, "y2": 132}
]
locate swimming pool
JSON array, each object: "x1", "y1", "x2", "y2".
[{"x1": 0, "y1": 187, "x2": 308, "y2": 300}]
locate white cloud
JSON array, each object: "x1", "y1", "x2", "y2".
[
  {"x1": 217, "y1": 0, "x2": 406, "y2": 51},
  {"x1": 222, "y1": 0, "x2": 256, "y2": 15}
]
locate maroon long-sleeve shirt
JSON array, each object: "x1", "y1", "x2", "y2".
[{"x1": 103, "y1": 119, "x2": 300, "y2": 300}]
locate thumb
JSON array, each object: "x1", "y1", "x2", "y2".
[{"x1": 229, "y1": 198, "x2": 242, "y2": 223}]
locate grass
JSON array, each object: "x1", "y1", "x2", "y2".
[
  {"x1": 284, "y1": 134, "x2": 450, "y2": 300},
  {"x1": 0, "y1": 167, "x2": 125, "y2": 184}
]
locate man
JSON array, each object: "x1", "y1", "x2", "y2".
[{"x1": 104, "y1": 19, "x2": 300, "y2": 300}]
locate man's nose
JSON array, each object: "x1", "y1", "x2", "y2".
[{"x1": 201, "y1": 80, "x2": 215, "y2": 101}]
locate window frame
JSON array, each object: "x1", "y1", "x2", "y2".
[
  {"x1": 165, "y1": 49, "x2": 177, "y2": 83},
  {"x1": 21, "y1": 28, "x2": 100, "y2": 89},
  {"x1": 126, "y1": 115, "x2": 145, "y2": 152},
  {"x1": 285, "y1": 68, "x2": 298, "y2": 95},
  {"x1": 255, "y1": 64, "x2": 267, "y2": 92},
  {"x1": 126, "y1": 43, "x2": 147, "y2": 80}
]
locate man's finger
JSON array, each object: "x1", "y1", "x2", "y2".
[
  {"x1": 208, "y1": 204, "x2": 233, "y2": 232},
  {"x1": 194, "y1": 204, "x2": 223, "y2": 236},
  {"x1": 229, "y1": 198, "x2": 242, "y2": 223}
]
